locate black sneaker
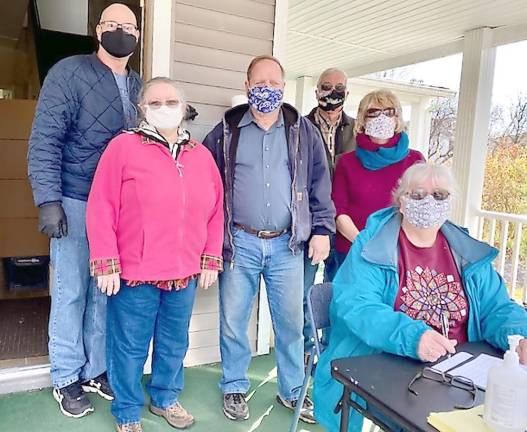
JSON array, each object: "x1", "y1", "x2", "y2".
[
  {"x1": 223, "y1": 393, "x2": 250, "y2": 421},
  {"x1": 276, "y1": 394, "x2": 316, "y2": 424},
  {"x1": 53, "y1": 381, "x2": 94, "y2": 418},
  {"x1": 82, "y1": 372, "x2": 114, "y2": 400}
]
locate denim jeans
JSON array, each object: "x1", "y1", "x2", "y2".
[
  {"x1": 303, "y1": 234, "x2": 339, "y2": 352},
  {"x1": 48, "y1": 197, "x2": 107, "y2": 389},
  {"x1": 219, "y1": 228, "x2": 304, "y2": 400},
  {"x1": 107, "y1": 280, "x2": 197, "y2": 425}
]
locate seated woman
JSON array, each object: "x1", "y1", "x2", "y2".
[
  {"x1": 86, "y1": 77, "x2": 224, "y2": 432},
  {"x1": 313, "y1": 163, "x2": 527, "y2": 432}
]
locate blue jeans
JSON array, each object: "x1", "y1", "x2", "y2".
[
  {"x1": 303, "y1": 235, "x2": 339, "y2": 352},
  {"x1": 107, "y1": 280, "x2": 197, "y2": 425},
  {"x1": 219, "y1": 228, "x2": 304, "y2": 400},
  {"x1": 49, "y1": 197, "x2": 106, "y2": 389}
]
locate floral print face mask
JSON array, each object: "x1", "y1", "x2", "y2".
[
  {"x1": 365, "y1": 114, "x2": 396, "y2": 140},
  {"x1": 403, "y1": 195, "x2": 452, "y2": 229},
  {"x1": 248, "y1": 86, "x2": 283, "y2": 113}
]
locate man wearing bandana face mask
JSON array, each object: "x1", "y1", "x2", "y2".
[
  {"x1": 307, "y1": 68, "x2": 356, "y2": 176},
  {"x1": 203, "y1": 55, "x2": 335, "y2": 425},
  {"x1": 28, "y1": 3, "x2": 141, "y2": 419},
  {"x1": 303, "y1": 68, "x2": 357, "y2": 360}
]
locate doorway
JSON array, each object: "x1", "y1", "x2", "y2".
[{"x1": 0, "y1": 0, "x2": 147, "y2": 391}]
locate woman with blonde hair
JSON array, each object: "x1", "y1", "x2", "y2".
[
  {"x1": 314, "y1": 163, "x2": 527, "y2": 431},
  {"x1": 86, "y1": 77, "x2": 224, "y2": 432},
  {"x1": 331, "y1": 89, "x2": 425, "y2": 266}
]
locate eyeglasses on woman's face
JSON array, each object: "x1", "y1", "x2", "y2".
[
  {"x1": 99, "y1": 21, "x2": 138, "y2": 34},
  {"x1": 143, "y1": 99, "x2": 181, "y2": 110},
  {"x1": 407, "y1": 188, "x2": 451, "y2": 201},
  {"x1": 365, "y1": 107, "x2": 396, "y2": 118}
]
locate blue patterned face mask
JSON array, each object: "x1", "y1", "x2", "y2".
[{"x1": 247, "y1": 86, "x2": 283, "y2": 113}]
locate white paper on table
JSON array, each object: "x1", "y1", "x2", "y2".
[
  {"x1": 433, "y1": 352, "x2": 474, "y2": 373},
  {"x1": 448, "y1": 353, "x2": 527, "y2": 390}
]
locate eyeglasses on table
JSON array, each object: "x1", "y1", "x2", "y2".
[{"x1": 407, "y1": 367, "x2": 478, "y2": 410}]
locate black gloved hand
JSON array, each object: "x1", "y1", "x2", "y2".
[{"x1": 38, "y1": 202, "x2": 68, "y2": 238}]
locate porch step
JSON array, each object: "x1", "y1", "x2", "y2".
[{"x1": 0, "y1": 363, "x2": 51, "y2": 395}]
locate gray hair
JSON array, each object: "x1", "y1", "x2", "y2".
[
  {"x1": 317, "y1": 68, "x2": 348, "y2": 88},
  {"x1": 392, "y1": 163, "x2": 459, "y2": 207},
  {"x1": 138, "y1": 77, "x2": 186, "y2": 106}
]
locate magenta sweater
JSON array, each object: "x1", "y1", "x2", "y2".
[
  {"x1": 86, "y1": 132, "x2": 224, "y2": 281},
  {"x1": 332, "y1": 145, "x2": 424, "y2": 254}
]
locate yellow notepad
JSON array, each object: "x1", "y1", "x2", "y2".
[{"x1": 427, "y1": 405, "x2": 493, "y2": 432}]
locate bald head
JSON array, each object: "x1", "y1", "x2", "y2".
[
  {"x1": 96, "y1": 3, "x2": 140, "y2": 63},
  {"x1": 100, "y1": 3, "x2": 137, "y2": 26}
]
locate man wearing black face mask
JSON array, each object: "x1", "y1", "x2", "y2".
[
  {"x1": 303, "y1": 68, "x2": 356, "y2": 364},
  {"x1": 28, "y1": 3, "x2": 142, "y2": 419}
]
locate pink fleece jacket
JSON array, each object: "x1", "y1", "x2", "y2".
[{"x1": 86, "y1": 132, "x2": 224, "y2": 281}]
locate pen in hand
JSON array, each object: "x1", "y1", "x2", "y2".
[{"x1": 441, "y1": 311, "x2": 452, "y2": 358}]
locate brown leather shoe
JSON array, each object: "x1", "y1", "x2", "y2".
[
  {"x1": 116, "y1": 422, "x2": 143, "y2": 432},
  {"x1": 150, "y1": 402, "x2": 194, "y2": 429}
]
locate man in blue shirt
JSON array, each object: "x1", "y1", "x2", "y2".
[
  {"x1": 204, "y1": 55, "x2": 335, "y2": 425},
  {"x1": 28, "y1": 3, "x2": 142, "y2": 419}
]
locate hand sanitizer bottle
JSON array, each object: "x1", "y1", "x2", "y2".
[{"x1": 484, "y1": 335, "x2": 527, "y2": 432}]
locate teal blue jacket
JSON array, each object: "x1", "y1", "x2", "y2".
[{"x1": 313, "y1": 207, "x2": 527, "y2": 432}]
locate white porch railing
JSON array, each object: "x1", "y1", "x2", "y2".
[{"x1": 474, "y1": 209, "x2": 527, "y2": 306}]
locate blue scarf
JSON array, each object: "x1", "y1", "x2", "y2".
[{"x1": 355, "y1": 132, "x2": 410, "y2": 171}]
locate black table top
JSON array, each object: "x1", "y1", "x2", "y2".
[{"x1": 331, "y1": 342, "x2": 501, "y2": 432}]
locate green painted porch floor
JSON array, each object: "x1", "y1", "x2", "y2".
[{"x1": 0, "y1": 353, "x2": 326, "y2": 432}]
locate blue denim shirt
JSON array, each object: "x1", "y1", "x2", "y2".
[
  {"x1": 203, "y1": 103, "x2": 336, "y2": 263},
  {"x1": 233, "y1": 109, "x2": 292, "y2": 231}
]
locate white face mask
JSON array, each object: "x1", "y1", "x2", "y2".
[
  {"x1": 365, "y1": 114, "x2": 396, "y2": 140},
  {"x1": 145, "y1": 105, "x2": 184, "y2": 130}
]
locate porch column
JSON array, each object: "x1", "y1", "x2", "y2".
[
  {"x1": 147, "y1": 0, "x2": 173, "y2": 78},
  {"x1": 295, "y1": 75, "x2": 313, "y2": 115},
  {"x1": 451, "y1": 27, "x2": 496, "y2": 234},
  {"x1": 272, "y1": 0, "x2": 289, "y2": 62},
  {"x1": 409, "y1": 97, "x2": 432, "y2": 157}
]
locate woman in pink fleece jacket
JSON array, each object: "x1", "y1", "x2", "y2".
[{"x1": 86, "y1": 77, "x2": 224, "y2": 432}]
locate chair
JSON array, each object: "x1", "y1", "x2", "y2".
[{"x1": 289, "y1": 282, "x2": 332, "y2": 432}]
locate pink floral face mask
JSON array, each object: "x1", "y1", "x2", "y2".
[{"x1": 365, "y1": 114, "x2": 396, "y2": 140}]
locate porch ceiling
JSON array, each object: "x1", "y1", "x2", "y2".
[{"x1": 286, "y1": 0, "x2": 527, "y2": 79}]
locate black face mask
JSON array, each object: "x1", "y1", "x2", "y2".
[
  {"x1": 318, "y1": 89, "x2": 346, "y2": 112},
  {"x1": 100, "y1": 29, "x2": 137, "y2": 58}
]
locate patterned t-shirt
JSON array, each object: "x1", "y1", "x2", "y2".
[{"x1": 394, "y1": 229, "x2": 469, "y2": 344}]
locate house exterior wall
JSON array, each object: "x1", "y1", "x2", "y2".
[{"x1": 171, "y1": 0, "x2": 276, "y2": 142}]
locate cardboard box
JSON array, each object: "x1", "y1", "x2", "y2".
[
  {"x1": 0, "y1": 180, "x2": 38, "y2": 218},
  {"x1": 0, "y1": 100, "x2": 46, "y2": 258},
  {"x1": 0, "y1": 139, "x2": 28, "y2": 180},
  {"x1": 0, "y1": 218, "x2": 49, "y2": 258},
  {"x1": 0, "y1": 99, "x2": 36, "y2": 140}
]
